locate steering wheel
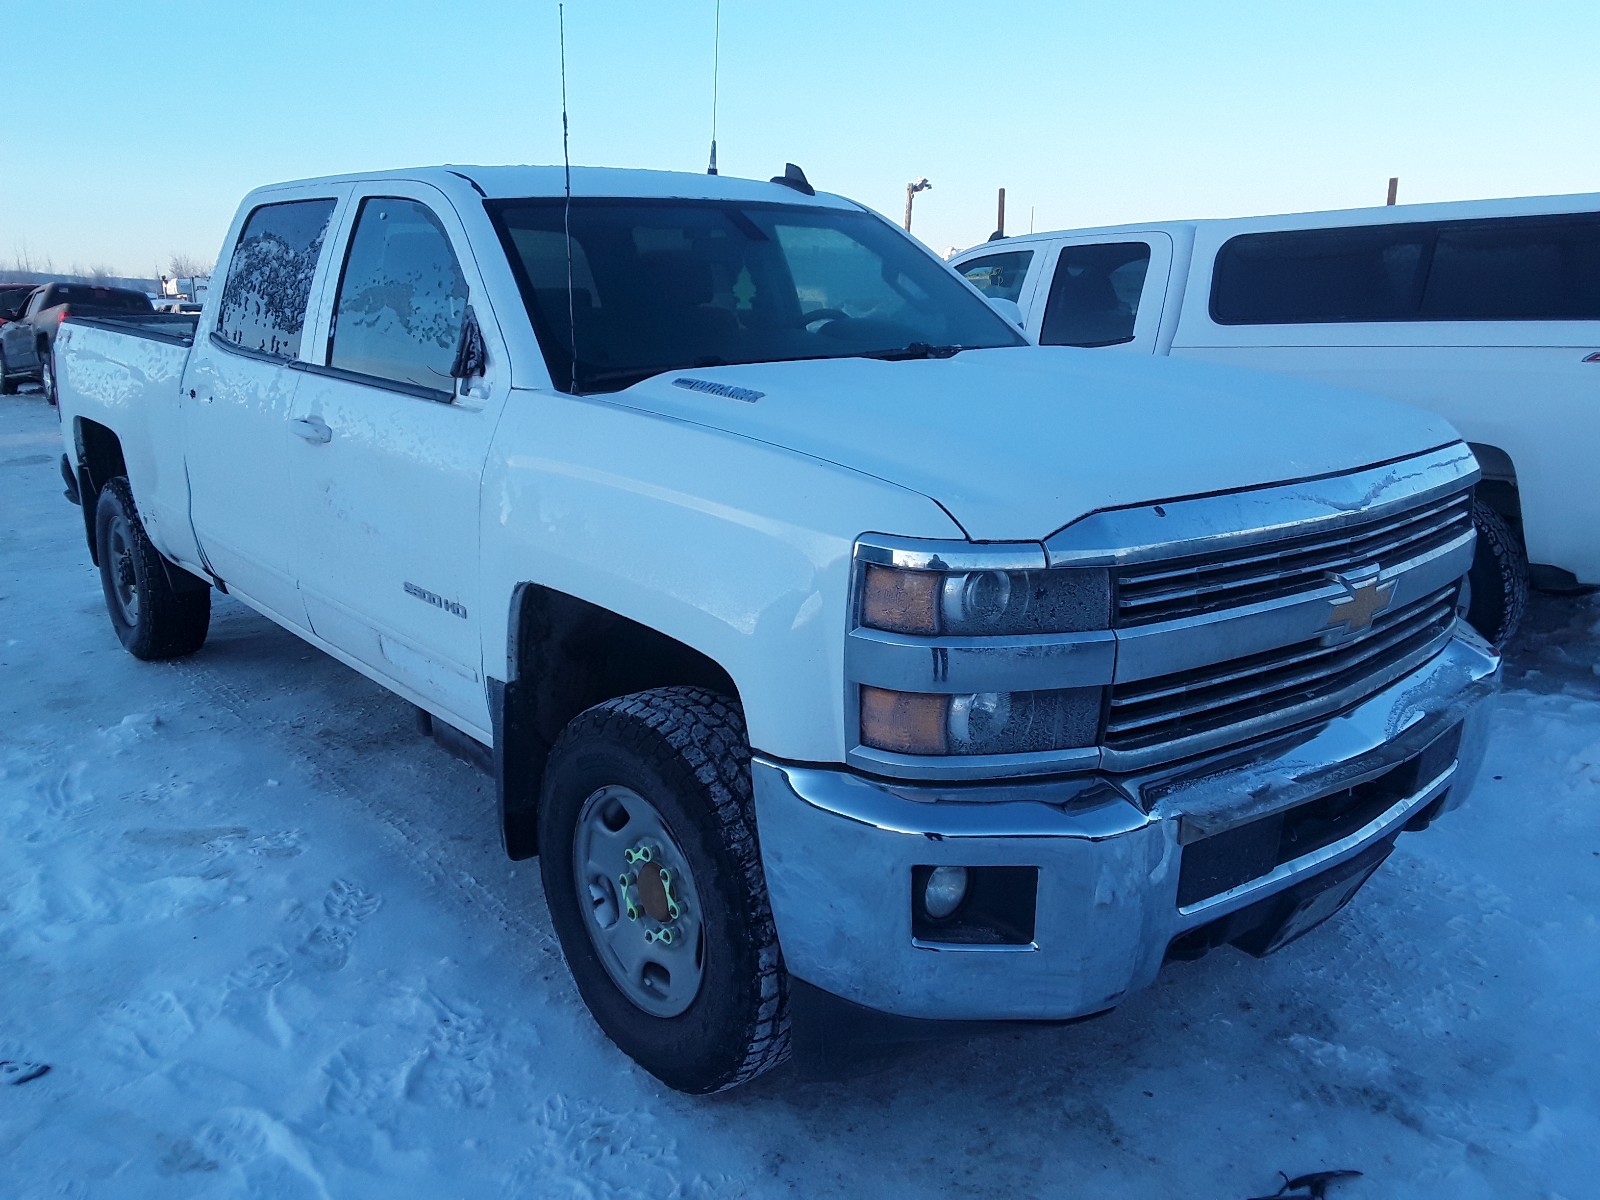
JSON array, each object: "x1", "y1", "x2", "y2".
[{"x1": 798, "y1": 308, "x2": 850, "y2": 327}]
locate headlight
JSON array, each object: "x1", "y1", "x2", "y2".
[
  {"x1": 860, "y1": 685, "x2": 1102, "y2": 756},
  {"x1": 860, "y1": 562, "x2": 1110, "y2": 636}
]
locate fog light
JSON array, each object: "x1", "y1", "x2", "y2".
[{"x1": 922, "y1": 865, "x2": 970, "y2": 919}]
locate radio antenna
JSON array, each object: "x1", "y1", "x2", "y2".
[
  {"x1": 706, "y1": 0, "x2": 721, "y2": 174},
  {"x1": 559, "y1": 2, "x2": 577, "y2": 392}
]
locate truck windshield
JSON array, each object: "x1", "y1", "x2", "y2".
[{"x1": 490, "y1": 198, "x2": 1026, "y2": 394}]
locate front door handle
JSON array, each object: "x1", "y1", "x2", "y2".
[{"x1": 289, "y1": 416, "x2": 332, "y2": 444}]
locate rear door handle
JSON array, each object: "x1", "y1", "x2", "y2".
[{"x1": 289, "y1": 416, "x2": 332, "y2": 443}]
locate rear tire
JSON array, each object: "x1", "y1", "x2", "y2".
[
  {"x1": 1464, "y1": 500, "x2": 1527, "y2": 648},
  {"x1": 538, "y1": 686, "x2": 790, "y2": 1094},
  {"x1": 0, "y1": 349, "x2": 16, "y2": 395},
  {"x1": 38, "y1": 344, "x2": 56, "y2": 405},
  {"x1": 94, "y1": 476, "x2": 211, "y2": 660}
]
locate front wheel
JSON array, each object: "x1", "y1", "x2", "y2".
[
  {"x1": 0, "y1": 348, "x2": 17, "y2": 395},
  {"x1": 95, "y1": 477, "x2": 211, "y2": 659},
  {"x1": 538, "y1": 687, "x2": 790, "y2": 1094},
  {"x1": 1463, "y1": 500, "x2": 1527, "y2": 648}
]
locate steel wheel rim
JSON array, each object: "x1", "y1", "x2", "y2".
[
  {"x1": 40, "y1": 356, "x2": 52, "y2": 399},
  {"x1": 572, "y1": 784, "x2": 706, "y2": 1018},
  {"x1": 108, "y1": 518, "x2": 139, "y2": 624}
]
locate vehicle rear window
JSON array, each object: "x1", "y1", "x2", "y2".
[
  {"x1": 1211, "y1": 212, "x2": 1600, "y2": 324},
  {"x1": 216, "y1": 198, "x2": 337, "y2": 358},
  {"x1": 1039, "y1": 242, "x2": 1151, "y2": 347},
  {"x1": 51, "y1": 286, "x2": 153, "y2": 314},
  {"x1": 958, "y1": 250, "x2": 1034, "y2": 302}
]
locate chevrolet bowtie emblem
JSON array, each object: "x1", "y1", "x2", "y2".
[{"x1": 1325, "y1": 572, "x2": 1396, "y2": 635}]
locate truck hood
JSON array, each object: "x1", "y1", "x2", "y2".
[{"x1": 609, "y1": 346, "x2": 1461, "y2": 541}]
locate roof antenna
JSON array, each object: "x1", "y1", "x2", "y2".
[
  {"x1": 706, "y1": 0, "x2": 721, "y2": 175},
  {"x1": 559, "y1": 2, "x2": 577, "y2": 393}
]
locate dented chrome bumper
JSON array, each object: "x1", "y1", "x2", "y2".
[{"x1": 752, "y1": 626, "x2": 1499, "y2": 1021}]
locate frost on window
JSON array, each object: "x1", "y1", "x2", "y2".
[
  {"x1": 328, "y1": 198, "x2": 468, "y2": 391},
  {"x1": 216, "y1": 199, "x2": 336, "y2": 358}
]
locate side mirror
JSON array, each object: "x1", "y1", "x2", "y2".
[
  {"x1": 986, "y1": 296, "x2": 1024, "y2": 328},
  {"x1": 450, "y1": 306, "x2": 488, "y2": 385}
]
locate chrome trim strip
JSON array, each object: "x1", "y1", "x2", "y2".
[
  {"x1": 846, "y1": 627, "x2": 1115, "y2": 693},
  {"x1": 1045, "y1": 442, "x2": 1479, "y2": 568},
  {"x1": 846, "y1": 743, "x2": 1103, "y2": 782},
  {"x1": 854, "y1": 533, "x2": 1047, "y2": 573}
]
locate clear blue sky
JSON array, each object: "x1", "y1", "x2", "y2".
[{"x1": 3, "y1": 0, "x2": 1596, "y2": 278}]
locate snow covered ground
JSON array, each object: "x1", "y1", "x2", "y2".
[{"x1": 1, "y1": 390, "x2": 1596, "y2": 1199}]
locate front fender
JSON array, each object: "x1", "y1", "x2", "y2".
[{"x1": 479, "y1": 389, "x2": 961, "y2": 763}]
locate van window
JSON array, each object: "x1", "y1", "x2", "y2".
[
  {"x1": 1039, "y1": 242, "x2": 1151, "y2": 347},
  {"x1": 328, "y1": 197, "x2": 469, "y2": 392},
  {"x1": 959, "y1": 250, "x2": 1034, "y2": 302},
  {"x1": 1212, "y1": 213, "x2": 1600, "y2": 324},
  {"x1": 1422, "y1": 217, "x2": 1600, "y2": 320},
  {"x1": 216, "y1": 198, "x2": 337, "y2": 358}
]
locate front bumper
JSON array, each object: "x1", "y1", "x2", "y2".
[{"x1": 752, "y1": 628, "x2": 1499, "y2": 1021}]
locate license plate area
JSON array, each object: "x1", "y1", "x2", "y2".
[
  {"x1": 1175, "y1": 722, "x2": 1459, "y2": 909},
  {"x1": 1165, "y1": 838, "x2": 1394, "y2": 963},
  {"x1": 1227, "y1": 838, "x2": 1393, "y2": 957}
]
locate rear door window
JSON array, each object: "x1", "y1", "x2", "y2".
[
  {"x1": 958, "y1": 250, "x2": 1034, "y2": 302},
  {"x1": 216, "y1": 198, "x2": 337, "y2": 358},
  {"x1": 327, "y1": 197, "x2": 469, "y2": 393},
  {"x1": 1039, "y1": 242, "x2": 1152, "y2": 347}
]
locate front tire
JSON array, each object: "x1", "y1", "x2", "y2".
[
  {"x1": 0, "y1": 348, "x2": 16, "y2": 395},
  {"x1": 1463, "y1": 500, "x2": 1527, "y2": 648},
  {"x1": 538, "y1": 687, "x2": 790, "y2": 1094},
  {"x1": 95, "y1": 477, "x2": 211, "y2": 660}
]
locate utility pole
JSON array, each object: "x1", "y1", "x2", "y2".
[
  {"x1": 1387, "y1": 176, "x2": 1399, "y2": 206},
  {"x1": 996, "y1": 187, "x2": 1006, "y2": 238},
  {"x1": 904, "y1": 177, "x2": 931, "y2": 232}
]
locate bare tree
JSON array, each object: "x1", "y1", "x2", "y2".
[
  {"x1": 169, "y1": 253, "x2": 214, "y2": 279},
  {"x1": 86, "y1": 264, "x2": 118, "y2": 284},
  {"x1": 7, "y1": 245, "x2": 54, "y2": 275}
]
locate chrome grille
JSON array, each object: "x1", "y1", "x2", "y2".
[
  {"x1": 1106, "y1": 584, "x2": 1460, "y2": 753},
  {"x1": 1115, "y1": 488, "x2": 1474, "y2": 626}
]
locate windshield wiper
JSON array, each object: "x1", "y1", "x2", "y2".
[{"x1": 857, "y1": 342, "x2": 967, "y2": 361}]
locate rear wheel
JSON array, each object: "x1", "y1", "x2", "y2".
[
  {"x1": 538, "y1": 687, "x2": 790, "y2": 1094},
  {"x1": 94, "y1": 477, "x2": 211, "y2": 660},
  {"x1": 1463, "y1": 500, "x2": 1527, "y2": 648},
  {"x1": 38, "y1": 344, "x2": 56, "y2": 405},
  {"x1": 0, "y1": 349, "x2": 16, "y2": 395}
]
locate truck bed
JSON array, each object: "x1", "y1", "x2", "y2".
[{"x1": 66, "y1": 312, "x2": 200, "y2": 345}]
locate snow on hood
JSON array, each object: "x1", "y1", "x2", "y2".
[{"x1": 607, "y1": 346, "x2": 1462, "y2": 542}]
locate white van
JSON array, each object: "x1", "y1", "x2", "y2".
[{"x1": 951, "y1": 193, "x2": 1600, "y2": 643}]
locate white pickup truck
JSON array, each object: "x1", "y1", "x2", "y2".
[
  {"x1": 951, "y1": 193, "x2": 1600, "y2": 646},
  {"x1": 56, "y1": 164, "x2": 1498, "y2": 1094}
]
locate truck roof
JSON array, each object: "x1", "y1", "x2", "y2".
[
  {"x1": 249, "y1": 164, "x2": 860, "y2": 210},
  {"x1": 964, "y1": 190, "x2": 1600, "y2": 253}
]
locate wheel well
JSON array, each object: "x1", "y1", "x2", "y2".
[
  {"x1": 491, "y1": 583, "x2": 740, "y2": 860},
  {"x1": 74, "y1": 418, "x2": 127, "y2": 565},
  {"x1": 1467, "y1": 442, "x2": 1522, "y2": 538}
]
